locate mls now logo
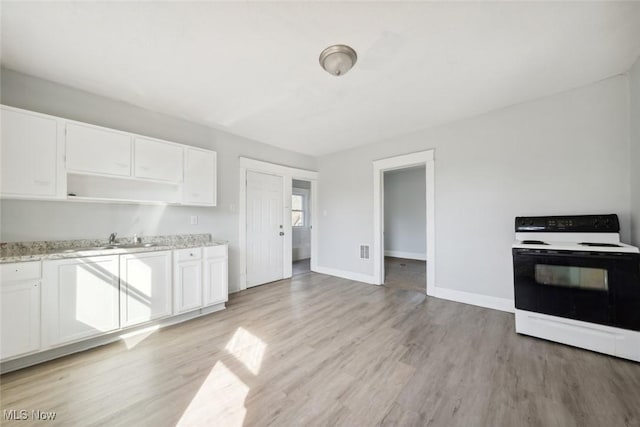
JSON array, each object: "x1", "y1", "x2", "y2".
[
  {"x1": 3, "y1": 409, "x2": 28, "y2": 420},
  {"x1": 3, "y1": 409, "x2": 57, "y2": 421}
]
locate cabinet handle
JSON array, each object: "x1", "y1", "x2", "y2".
[
  {"x1": 115, "y1": 162, "x2": 128, "y2": 168},
  {"x1": 139, "y1": 166, "x2": 149, "y2": 171},
  {"x1": 33, "y1": 180, "x2": 50, "y2": 186},
  {"x1": 191, "y1": 193, "x2": 200, "y2": 197}
]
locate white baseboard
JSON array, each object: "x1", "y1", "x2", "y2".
[
  {"x1": 312, "y1": 266, "x2": 513, "y2": 313},
  {"x1": 384, "y1": 250, "x2": 427, "y2": 261},
  {"x1": 313, "y1": 266, "x2": 378, "y2": 285},
  {"x1": 432, "y1": 285, "x2": 514, "y2": 313}
]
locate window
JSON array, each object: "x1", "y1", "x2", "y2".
[
  {"x1": 535, "y1": 264, "x2": 608, "y2": 291},
  {"x1": 292, "y1": 194, "x2": 305, "y2": 227}
]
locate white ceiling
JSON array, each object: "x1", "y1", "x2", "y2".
[{"x1": 2, "y1": 2, "x2": 640, "y2": 157}]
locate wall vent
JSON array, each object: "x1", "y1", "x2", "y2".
[{"x1": 360, "y1": 245, "x2": 370, "y2": 259}]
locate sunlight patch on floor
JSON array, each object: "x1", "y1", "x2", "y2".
[
  {"x1": 177, "y1": 361, "x2": 249, "y2": 427},
  {"x1": 225, "y1": 327, "x2": 266, "y2": 375},
  {"x1": 119, "y1": 325, "x2": 159, "y2": 350}
]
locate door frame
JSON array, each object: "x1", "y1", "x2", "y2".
[
  {"x1": 372, "y1": 150, "x2": 435, "y2": 295},
  {"x1": 291, "y1": 186, "x2": 311, "y2": 262},
  {"x1": 239, "y1": 157, "x2": 319, "y2": 291}
]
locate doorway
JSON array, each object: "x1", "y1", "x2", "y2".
[
  {"x1": 372, "y1": 150, "x2": 435, "y2": 296},
  {"x1": 292, "y1": 179, "x2": 311, "y2": 276},
  {"x1": 383, "y1": 166, "x2": 426, "y2": 293},
  {"x1": 239, "y1": 157, "x2": 319, "y2": 291},
  {"x1": 246, "y1": 170, "x2": 284, "y2": 287}
]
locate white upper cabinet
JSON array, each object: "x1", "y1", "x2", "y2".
[
  {"x1": 1, "y1": 107, "x2": 60, "y2": 198},
  {"x1": 183, "y1": 148, "x2": 217, "y2": 206},
  {"x1": 1, "y1": 105, "x2": 216, "y2": 205},
  {"x1": 134, "y1": 137, "x2": 183, "y2": 183},
  {"x1": 66, "y1": 123, "x2": 132, "y2": 177}
]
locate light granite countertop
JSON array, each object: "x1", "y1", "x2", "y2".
[{"x1": 0, "y1": 234, "x2": 227, "y2": 264}]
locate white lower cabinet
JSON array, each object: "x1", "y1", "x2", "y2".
[
  {"x1": 0, "y1": 262, "x2": 41, "y2": 360},
  {"x1": 120, "y1": 251, "x2": 172, "y2": 328},
  {"x1": 2, "y1": 245, "x2": 228, "y2": 366},
  {"x1": 174, "y1": 245, "x2": 228, "y2": 313},
  {"x1": 174, "y1": 248, "x2": 203, "y2": 313},
  {"x1": 203, "y1": 246, "x2": 228, "y2": 307},
  {"x1": 42, "y1": 256, "x2": 120, "y2": 348}
]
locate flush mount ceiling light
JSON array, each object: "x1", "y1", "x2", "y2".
[{"x1": 319, "y1": 44, "x2": 357, "y2": 76}]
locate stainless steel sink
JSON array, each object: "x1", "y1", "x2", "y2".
[
  {"x1": 57, "y1": 243, "x2": 157, "y2": 253},
  {"x1": 110, "y1": 243, "x2": 158, "y2": 249}
]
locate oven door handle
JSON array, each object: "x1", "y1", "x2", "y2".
[{"x1": 513, "y1": 250, "x2": 634, "y2": 261}]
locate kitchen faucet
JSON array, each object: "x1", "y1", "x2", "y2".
[{"x1": 108, "y1": 232, "x2": 117, "y2": 245}]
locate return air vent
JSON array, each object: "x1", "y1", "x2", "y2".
[{"x1": 360, "y1": 245, "x2": 370, "y2": 259}]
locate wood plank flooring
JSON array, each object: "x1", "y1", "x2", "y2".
[
  {"x1": 292, "y1": 258, "x2": 310, "y2": 276},
  {"x1": 1, "y1": 271, "x2": 639, "y2": 426},
  {"x1": 384, "y1": 257, "x2": 426, "y2": 293}
]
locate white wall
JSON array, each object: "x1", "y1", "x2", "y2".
[
  {"x1": 317, "y1": 76, "x2": 631, "y2": 301},
  {"x1": 0, "y1": 69, "x2": 316, "y2": 293},
  {"x1": 630, "y1": 57, "x2": 640, "y2": 247},
  {"x1": 383, "y1": 166, "x2": 426, "y2": 259}
]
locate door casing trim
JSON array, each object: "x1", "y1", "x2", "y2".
[
  {"x1": 239, "y1": 157, "x2": 319, "y2": 290},
  {"x1": 372, "y1": 150, "x2": 435, "y2": 295}
]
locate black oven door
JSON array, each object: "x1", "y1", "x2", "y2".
[{"x1": 513, "y1": 248, "x2": 640, "y2": 331}]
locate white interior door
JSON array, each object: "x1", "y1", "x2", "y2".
[{"x1": 246, "y1": 170, "x2": 284, "y2": 287}]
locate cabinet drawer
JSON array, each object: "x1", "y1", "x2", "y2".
[
  {"x1": 0, "y1": 262, "x2": 41, "y2": 283},
  {"x1": 204, "y1": 245, "x2": 227, "y2": 259},
  {"x1": 175, "y1": 247, "x2": 202, "y2": 262}
]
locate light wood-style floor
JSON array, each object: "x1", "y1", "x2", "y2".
[
  {"x1": 292, "y1": 258, "x2": 310, "y2": 276},
  {"x1": 385, "y1": 257, "x2": 426, "y2": 293},
  {"x1": 1, "y1": 272, "x2": 639, "y2": 426}
]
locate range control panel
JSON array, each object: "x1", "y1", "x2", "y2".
[{"x1": 515, "y1": 214, "x2": 620, "y2": 233}]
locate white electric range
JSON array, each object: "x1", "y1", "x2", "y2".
[{"x1": 512, "y1": 214, "x2": 640, "y2": 362}]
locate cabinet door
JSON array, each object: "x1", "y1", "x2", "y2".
[
  {"x1": 1, "y1": 107, "x2": 58, "y2": 197},
  {"x1": 134, "y1": 137, "x2": 183, "y2": 182},
  {"x1": 203, "y1": 257, "x2": 228, "y2": 307},
  {"x1": 42, "y1": 256, "x2": 120, "y2": 347},
  {"x1": 120, "y1": 251, "x2": 172, "y2": 327},
  {"x1": 183, "y1": 148, "x2": 216, "y2": 206},
  {"x1": 1, "y1": 280, "x2": 40, "y2": 359},
  {"x1": 66, "y1": 123, "x2": 132, "y2": 177},
  {"x1": 174, "y1": 260, "x2": 202, "y2": 314}
]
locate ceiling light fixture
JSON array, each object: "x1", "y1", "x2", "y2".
[{"x1": 319, "y1": 44, "x2": 357, "y2": 76}]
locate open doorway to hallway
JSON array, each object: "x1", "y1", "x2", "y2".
[
  {"x1": 383, "y1": 166, "x2": 426, "y2": 293},
  {"x1": 292, "y1": 179, "x2": 311, "y2": 276}
]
